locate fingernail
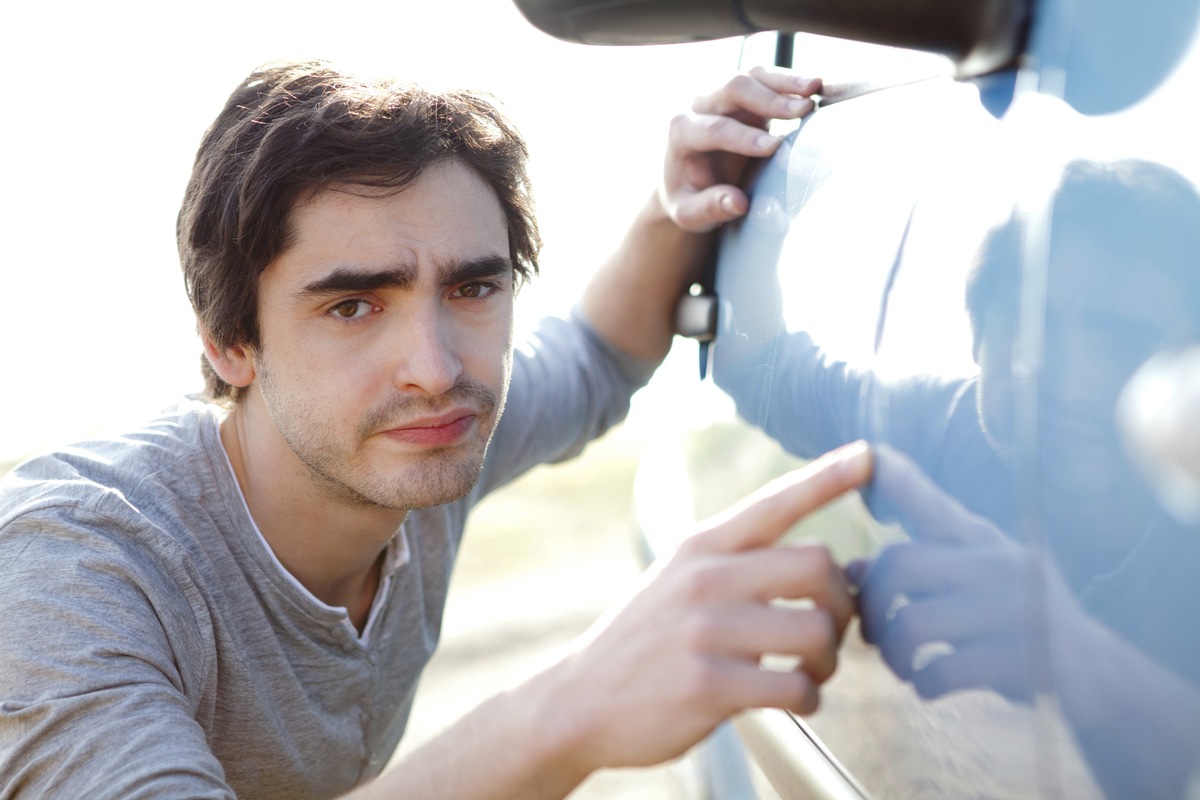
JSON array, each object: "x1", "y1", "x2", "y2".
[
  {"x1": 837, "y1": 439, "x2": 871, "y2": 461},
  {"x1": 787, "y1": 97, "x2": 814, "y2": 116},
  {"x1": 833, "y1": 440, "x2": 873, "y2": 478},
  {"x1": 756, "y1": 132, "x2": 779, "y2": 150},
  {"x1": 720, "y1": 194, "x2": 738, "y2": 214}
]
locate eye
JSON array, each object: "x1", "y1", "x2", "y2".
[
  {"x1": 452, "y1": 282, "x2": 498, "y2": 300},
  {"x1": 328, "y1": 299, "x2": 377, "y2": 320}
]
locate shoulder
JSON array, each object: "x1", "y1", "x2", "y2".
[
  {"x1": 0, "y1": 398, "x2": 232, "y2": 634},
  {"x1": 1, "y1": 398, "x2": 226, "y2": 526}
]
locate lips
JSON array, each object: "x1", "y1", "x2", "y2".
[{"x1": 380, "y1": 410, "x2": 477, "y2": 447}]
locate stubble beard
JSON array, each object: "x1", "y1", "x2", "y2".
[{"x1": 257, "y1": 361, "x2": 504, "y2": 512}]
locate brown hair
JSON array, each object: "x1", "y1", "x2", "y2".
[{"x1": 177, "y1": 59, "x2": 541, "y2": 401}]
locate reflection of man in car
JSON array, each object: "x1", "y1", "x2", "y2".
[
  {"x1": 865, "y1": 156, "x2": 1200, "y2": 672},
  {"x1": 855, "y1": 443, "x2": 1200, "y2": 800},
  {"x1": 948, "y1": 160, "x2": 1200, "y2": 692},
  {"x1": 725, "y1": 157, "x2": 1200, "y2": 670},
  {"x1": 963, "y1": 159, "x2": 1200, "y2": 586},
  {"x1": 719, "y1": 157, "x2": 1200, "y2": 798}
]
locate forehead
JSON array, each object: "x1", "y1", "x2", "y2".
[{"x1": 272, "y1": 160, "x2": 509, "y2": 285}]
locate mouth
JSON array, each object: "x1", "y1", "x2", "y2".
[
  {"x1": 380, "y1": 410, "x2": 478, "y2": 448},
  {"x1": 1040, "y1": 416, "x2": 1119, "y2": 460}
]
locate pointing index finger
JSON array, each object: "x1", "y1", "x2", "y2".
[
  {"x1": 866, "y1": 444, "x2": 1004, "y2": 547},
  {"x1": 695, "y1": 441, "x2": 873, "y2": 554}
]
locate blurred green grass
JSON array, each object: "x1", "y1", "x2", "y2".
[{"x1": 453, "y1": 424, "x2": 645, "y2": 585}]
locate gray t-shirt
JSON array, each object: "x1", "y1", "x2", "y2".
[{"x1": 0, "y1": 314, "x2": 651, "y2": 800}]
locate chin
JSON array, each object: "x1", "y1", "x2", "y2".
[
  {"x1": 363, "y1": 450, "x2": 488, "y2": 511},
  {"x1": 979, "y1": 421, "x2": 1015, "y2": 462}
]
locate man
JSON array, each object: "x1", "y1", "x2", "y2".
[{"x1": 0, "y1": 60, "x2": 869, "y2": 799}]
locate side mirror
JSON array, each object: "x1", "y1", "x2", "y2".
[{"x1": 511, "y1": 0, "x2": 1031, "y2": 77}]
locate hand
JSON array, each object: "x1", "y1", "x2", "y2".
[
  {"x1": 850, "y1": 445, "x2": 1079, "y2": 703},
  {"x1": 544, "y1": 441, "x2": 870, "y2": 773},
  {"x1": 851, "y1": 446, "x2": 1200, "y2": 800},
  {"x1": 661, "y1": 66, "x2": 821, "y2": 233}
]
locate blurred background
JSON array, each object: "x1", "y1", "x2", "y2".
[{"x1": 0, "y1": 0, "x2": 748, "y2": 465}]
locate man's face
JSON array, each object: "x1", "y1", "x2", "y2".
[
  {"x1": 975, "y1": 227, "x2": 1188, "y2": 553},
  {"x1": 246, "y1": 159, "x2": 514, "y2": 510}
]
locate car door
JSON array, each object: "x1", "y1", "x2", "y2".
[{"x1": 517, "y1": 0, "x2": 1200, "y2": 796}]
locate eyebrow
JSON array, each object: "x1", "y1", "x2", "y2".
[
  {"x1": 297, "y1": 255, "x2": 513, "y2": 298},
  {"x1": 441, "y1": 255, "x2": 513, "y2": 288}
]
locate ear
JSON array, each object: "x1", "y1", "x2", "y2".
[{"x1": 202, "y1": 337, "x2": 257, "y2": 389}]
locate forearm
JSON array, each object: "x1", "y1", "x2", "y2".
[
  {"x1": 343, "y1": 666, "x2": 591, "y2": 800},
  {"x1": 580, "y1": 191, "x2": 712, "y2": 364}
]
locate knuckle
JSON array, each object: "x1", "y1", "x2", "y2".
[
  {"x1": 809, "y1": 609, "x2": 838, "y2": 650},
  {"x1": 682, "y1": 160, "x2": 713, "y2": 191},
  {"x1": 728, "y1": 72, "x2": 758, "y2": 94},
  {"x1": 676, "y1": 559, "x2": 723, "y2": 604},
  {"x1": 792, "y1": 542, "x2": 836, "y2": 582},
  {"x1": 800, "y1": 614, "x2": 838, "y2": 683},
  {"x1": 673, "y1": 532, "x2": 708, "y2": 560},
  {"x1": 676, "y1": 659, "x2": 723, "y2": 703},
  {"x1": 667, "y1": 112, "x2": 694, "y2": 141},
  {"x1": 696, "y1": 113, "x2": 729, "y2": 139},
  {"x1": 811, "y1": 543, "x2": 838, "y2": 574}
]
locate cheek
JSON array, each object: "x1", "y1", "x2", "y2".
[
  {"x1": 976, "y1": 339, "x2": 1021, "y2": 456},
  {"x1": 260, "y1": 340, "x2": 375, "y2": 418},
  {"x1": 498, "y1": 340, "x2": 514, "y2": 400},
  {"x1": 462, "y1": 309, "x2": 514, "y2": 384},
  {"x1": 979, "y1": 368, "x2": 1016, "y2": 449}
]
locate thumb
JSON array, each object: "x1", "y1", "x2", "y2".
[{"x1": 667, "y1": 186, "x2": 750, "y2": 233}]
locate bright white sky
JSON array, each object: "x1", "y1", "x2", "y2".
[
  {"x1": 4, "y1": 1, "x2": 1198, "y2": 464},
  {"x1": 0, "y1": 1, "x2": 753, "y2": 462}
]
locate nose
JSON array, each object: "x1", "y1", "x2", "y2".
[
  {"x1": 391, "y1": 304, "x2": 463, "y2": 396},
  {"x1": 1042, "y1": 319, "x2": 1122, "y2": 425}
]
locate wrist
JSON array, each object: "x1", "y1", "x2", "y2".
[{"x1": 502, "y1": 658, "x2": 600, "y2": 794}]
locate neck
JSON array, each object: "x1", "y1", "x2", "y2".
[{"x1": 219, "y1": 399, "x2": 407, "y2": 630}]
